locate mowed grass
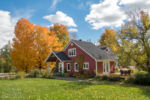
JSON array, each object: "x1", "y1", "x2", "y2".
[{"x1": 0, "y1": 78, "x2": 150, "y2": 100}]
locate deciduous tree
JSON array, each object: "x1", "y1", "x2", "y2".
[
  {"x1": 99, "y1": 29, "x2": 118, "y2": 52},
  {"x1": 11, "y1": 18, "x2": 36, "y2": 72},
  {"x1": 33, "y1": 25, "x2": 62, "y2": 69},
  {"x1": 119, "y1": 11, "x2": 150, "y2": 73},
  {"x1": 50, "y1": 24, "x2": 70, "y2": 47}
]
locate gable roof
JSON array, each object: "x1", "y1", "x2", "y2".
[
  {"x1": 71, "y1": 40, "x2": 117, "y2": 60},
  {"x1": 53, "y1": 51, "x2": 71, "y2": 61},
  {"x1": 45, "y1": 51, "x2": 70, "y2": 62}
]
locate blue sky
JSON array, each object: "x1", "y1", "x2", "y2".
[{"x1": 0, "y1": 0, "x2": 150, "y2": 48}]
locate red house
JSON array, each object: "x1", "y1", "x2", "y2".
[{"x1": 45, "y1": 40, "x2": 118, "y2": 76}]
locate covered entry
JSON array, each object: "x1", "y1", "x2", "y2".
[{"x1": 45, "y1": 51, "x2": 71, "y2": 74}]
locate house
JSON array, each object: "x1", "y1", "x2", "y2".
[{"x1": 45, "y1": 40, "x2": 118, "y2": 76}]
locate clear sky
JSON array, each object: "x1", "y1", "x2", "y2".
[{"x1": 0, "y1": 0, "x2": 150, "y2": 48}]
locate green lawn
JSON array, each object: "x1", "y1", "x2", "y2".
[{"x1": 0, "y1": 78, "x2": 150, "y2": 100}]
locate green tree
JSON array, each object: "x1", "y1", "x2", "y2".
[
  {"x1": 0, "y1": 42, "x2": 14, "y2": 73},
  {"x1": 119, "y1": 11, "x2": 150, "y2": 72}
]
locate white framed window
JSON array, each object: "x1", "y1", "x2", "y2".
[
  {"x1": 67, "y1": 63, "x2": 71, "y2": 71},
  {"x1": 74, "y1": 63, "x2": 79, "y2": 72},
  {"x1": 83, "y1": 62, "x2": 89, "y2": 69},
  {"x1": 68, "y1": 48, "x2": 76, "y2": 57}
]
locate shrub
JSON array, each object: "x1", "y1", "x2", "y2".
[
  {"x1": 28, "y1": 69, "x2": 53, "y2": 78},
  {"x1": 16, "y1": 72, "x2": 26, "y2": 79},
  {"x1": 108, "y1": 76, "x2": 124, "y2": 82},
  {"x1": 28, "y1": 69, "x2": 41, "y2": 78},
  {"x1": 101, "y1": 75, "x2": 109, "y2": 80},
  {"x1": 96, "y1": 75, "x2": 124, "y2": 82},
  {"x1": 126, "y1": 73, "x2": 150, "y2": 85},
  {"x1": 66, "y1": 72, "x2": 73, "y2": 77},
  {"x1": 41, "y1": 70, "x2": 53, "y2": 78}
]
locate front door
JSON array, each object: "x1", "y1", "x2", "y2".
[
  {"x1": 59, "y1": 62, "x2": 64, "y2": 74},
  {"x1": 103, "y1": 61, "x2": 110, "y2": 74}
]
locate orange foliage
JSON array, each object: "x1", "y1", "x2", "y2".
[
  {"x1": 99, "y1": 29, "x2": 118, "y2": 52},
  {"x1": 50, "y1": 24, "x2": 70, "y2": 47},
  {"x1": 11, "y1": 18, "x2": 66, "y2": 72}
]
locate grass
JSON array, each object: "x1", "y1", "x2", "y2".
[{"x1": 0, "y1": 78, "x2": 150, "y2": 100}]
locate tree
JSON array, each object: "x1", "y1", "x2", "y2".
[
  {"x1": 11, "y1": 18, "x2": 64, "y2": 73},
  {"x1": 119, "y1": 11, "x2": 150, "y2": 73},
  {"x1": 50, "y1": 24, "x2": 70, "y2": 47},
  {"x1": 0, "y1": 42, "x2": 14, "y2": 73},
  {"x1": 11, "y1": 18, "x2": 36, "y2": 73},
  {"x1": 99, "y1": 29, "x2": 118, "y2": 52},
  {"x1": 33, "y1": 25, "x2": 62, "y2": 69}
]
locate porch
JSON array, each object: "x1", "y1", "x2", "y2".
[{"x1": 45, "y1": 51, "x2": 71, "y2": 74}]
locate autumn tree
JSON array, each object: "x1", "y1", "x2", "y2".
[
  {"x1": 11, "y1": 18, "x2": 64, "y2": 73},
  {"x1": 119, "y1": 11, "x2": 150, "y2": 73},
  {"x1": 11, "y1": 18, "x2": 36, "y2": 73},
  {"x1": 50, "y1": 24, "x2": 70, "y2": 47},
  {"x1": 33, "y1": 25, "x2": 62, "y2": 69},
  {"x1": 99, "y1": 29, "x2": 118, "y2": 52}
]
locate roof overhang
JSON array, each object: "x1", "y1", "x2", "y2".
[{"x1": 45, "y1": 51, "x2": 62, "y2": 62}]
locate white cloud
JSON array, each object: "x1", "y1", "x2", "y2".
[
  {"x1": 50, "y1": 0, "x2": 61, "y2": 9},
  {"x1": 85, "y1": 0, "x2": 127, "y2": 30},
  {"x1": 85, "y1": 0, "x2": 150, "y2": 30},
  {"x1": 0, "y1": 10, "x2": 15, "y2": 48},
  {"x1": 43, "y1": 11, "x2": 77, "y2": 27},
  {"x1": 68, "y1": 28, "x2": 78, "y2": 33},
  {"x1": 119, "y1": 0, "x2": 150, "y2": 10},
  {"x1": 0, "y1": 9, "x2": 34, "y2": 48}
]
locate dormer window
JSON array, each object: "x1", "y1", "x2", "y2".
[{"x1": 68, "y1": 48, "x2": 76, "y2": 56}]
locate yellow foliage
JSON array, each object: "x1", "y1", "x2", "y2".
[{"x1": 11, "y1": 18, "x2": 68, "y2": 72}]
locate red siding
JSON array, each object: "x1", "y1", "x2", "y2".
[
  {"x1": 110, "y1": 61, "x2": 115, "y2": 73},
  {"x1": 64, "y1": 42, "x2": 96, "y2": 75},
  {"x1": 97, "y1": 62, "x2": 103, "y2": 75}
]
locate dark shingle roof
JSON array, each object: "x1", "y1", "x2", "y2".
[
  {"x1": 72, "y1": 40, "x2": 117, "y2": 60},
  {"x1": 53, "y1": 51, "x2": 71, "y2": 61}
]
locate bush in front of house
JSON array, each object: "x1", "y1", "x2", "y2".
[
  {"x1": 108, "y1": 76, "x2": 124, "y2": 82},
  {"x1": 126, "y1": 72, "x2": 150, "y2": 85},
  {"x1": 96, "y1": 75, "x2": 124, "y2": 82},
  {"x1": 16, "y1": 71, "x2": 26, "y2": 79},
  {"x1": 27, "y1": 69, "x2": 53, "y2": 78}
]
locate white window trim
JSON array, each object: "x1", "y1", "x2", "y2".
[
  {"x1": 67, "y1": 63, "x2": 71, "y2": 71},
  {"x1": 68, "y1": 48, "x2": 76, "y2": 57},
  {"x1": 74, "y1": 63, "x2": 79, "y2": 72},
  {"x1": 83, "y1": 62, "x2": 89, "y2": 70}
]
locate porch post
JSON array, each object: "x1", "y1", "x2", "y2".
[
  {"x1": 62, "y1": 62, "x2": 64, "y2": 74},
  {"x1": 47, "y1": 62, "x2": 50, "y2": 72}
]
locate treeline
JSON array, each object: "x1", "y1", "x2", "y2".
[{"x1": 99, "y1": 11, "x2": 150, "y2": 73}]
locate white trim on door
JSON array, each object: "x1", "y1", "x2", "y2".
[
  {"x1": 59, "y1": 62, "x2": 64, "y2": 74},
  {"x1": 103, "y1": 61, "x2": 110, "y2": 74}
]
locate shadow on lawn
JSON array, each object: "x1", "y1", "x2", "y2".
[
  {"x1": 119, "y1": 84, "x2": 150, "y2": 98},
  {"x1": 95, "y1": 81, "x2": 150, "y2": 98},
  {"x1": 59, "y1": 79, "x2": 150, "y2": 98}
]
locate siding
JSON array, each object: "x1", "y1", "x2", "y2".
[{"x1": 64, "y1": 42, "x2": 96, "y2": 75}]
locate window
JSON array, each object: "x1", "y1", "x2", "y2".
[
  {"x1": 83, "y1": 63, "x2": 89, "y2": 69},
  {"x1": 67, "y1": 63, "x2": 71, "y2": 71},
  {"x1": 68, "y1": 48, "x2": 76, "y2": 56},
  {"x1": 74, "y1": 63, "x2": 79, "y2": 72}
]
